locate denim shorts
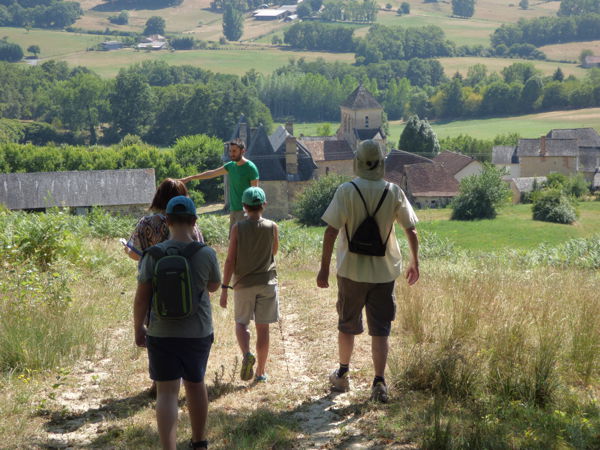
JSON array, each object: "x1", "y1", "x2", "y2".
[{"x1": 147, "y1": 334, "x2": 213, "y2": 382}]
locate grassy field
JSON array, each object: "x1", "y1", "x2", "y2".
[
  {"x1": 539, "y1": 40, "x2": 600, "y2": 63},
  {"x1": 437, "y1": 56, "x2": 587, "y2": 78},
  {"x1": 416, "y1": 202, "x2": 600, "y2": 251},
  {"x1": 1, "y1": 206, "x2": 599, "y2": 448},
  {"x1": 56, "y1": 46, "x2": 354, "y2": 77},
  {"x1": 293, "y1": 108, "x2": 600, "y2": 143}
]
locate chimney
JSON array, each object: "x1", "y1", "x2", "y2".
[
  {"x1": 285, "y1": 136, "x2": 297, "y2": 175},
  {"x1": 285, "y1": 121, "x2": 294, "y2": 136},
  {"x1": 540, "y1": 136, "x2": 547, "y2": 157}
]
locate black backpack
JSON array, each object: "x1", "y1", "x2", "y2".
[
  {"x1": 345, "y1": 182, "x2": 392, "y2": 257},
  {"x1": 145, "y1": 241, "x2": 205, "y2": 320}
]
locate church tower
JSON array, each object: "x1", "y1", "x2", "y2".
[{"x1": 337, "y1": 84, "x2": 386, "y2": 151}]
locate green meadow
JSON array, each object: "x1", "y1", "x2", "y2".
[
  {"x1": 0, "y1": 27, "x2": 105, "y2": 58},
  {"x1": 56, "y1": 46, "x2": 355, "y2": 77},
  {"x1": 292, "y1": 108, "x2": 600, "y2": 144}
]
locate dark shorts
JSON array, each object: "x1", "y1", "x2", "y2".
[
  {"x1": 336, "y1": 276, "x2": 396, "y2": 337},
  {"x1": 147, "y1": 334, "x2": 213, "y2": 382}
]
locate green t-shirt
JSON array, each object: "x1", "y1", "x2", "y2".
[{"x1": 224, "y1": 160, "x2": 259, "y2": 211}]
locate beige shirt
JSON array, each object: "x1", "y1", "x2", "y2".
[{"x1": 321, "y1": 178, "x2": 418, "y2": 284}]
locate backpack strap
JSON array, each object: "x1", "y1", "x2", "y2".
[
  {"x1": 349, "y1": 181, "x2": 370, "y2": 215},
  {"x1": 145, "y1": 245, "x2": 165, "y2": 260},
  {"x1": 181, "y1": 241, "x2": 206, "y2": 259},
  {"x1": 372, "y1": 183, "x2": 390, "y2": 217}
]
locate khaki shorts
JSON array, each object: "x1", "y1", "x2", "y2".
[
  {"x1": 234, "y1": 284, "x2": 279, "y2": 325},
  {"x1": 229, "y1": 210, "x2": 246, "y2": 234},
  {"x1": 336, "y1": 275, "x2": 396, "y2": 336}
]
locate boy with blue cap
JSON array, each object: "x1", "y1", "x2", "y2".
[
  {"x1": 134, "y1": 196, "x2": 221, "y2": 450},
  {"x1": 220, "y1": 187, "x2": 279, "y2": 382}
]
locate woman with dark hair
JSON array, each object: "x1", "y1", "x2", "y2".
[{"x1": 124, "y1": 178, "x2": 204, "y2": 261}]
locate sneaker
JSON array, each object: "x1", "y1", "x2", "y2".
[
  {"x1": 370, "y1": 381, "x2": 389, "y2": 403},
  {"x1": 329, "y1": 369, "x2": 350, "y2": 392},
  {"x1": 240, "y1": 352, "x2": 256, "y2": 381},
  {"x1": 255, "y1": 374, "x2": 268, "y2": 383}
]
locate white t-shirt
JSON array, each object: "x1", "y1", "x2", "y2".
[{"x1": 321, "y1": 178, "x2": 418, "y2": 284}]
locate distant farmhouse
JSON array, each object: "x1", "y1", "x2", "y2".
[
  {"x1": 492, "y1": 128, "x2": 600, "y2": 201},
  {"x1": 0, "y1": 169, "x2": 156, "y2": 215},
  {"x1": 252, "y1": 4, "x2": 297, "y2": 20},
  {"x1": 137, "y1": 35, "x2": 167, "y2": 50},
  {"x1": 101, "y1": 40, "x2": 124, "y2": 51},
  {"x1": 223, "y1": 85, "x2": 475, "y2": 218},
  {"x1": 582, "y1": 55, "x2": 600, "y2": 68}
]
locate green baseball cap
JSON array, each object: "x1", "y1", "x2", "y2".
[{"x1": 242, "y1": 187, "x2": 266, "y2": 206}]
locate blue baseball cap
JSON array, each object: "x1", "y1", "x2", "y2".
[
  {"x1": 166, "y1": 196, "x2": 197, "y2": 217},
  {"x1": 242, "y1": 187, "x2": 266, "y2": 206}
]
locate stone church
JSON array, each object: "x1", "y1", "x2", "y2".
[{"x1": 224, "y1": 85, "x2": 387, "y2": 219}]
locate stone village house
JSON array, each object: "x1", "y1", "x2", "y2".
[{"x1": 493, "y1": 128, "x2": 600, "y2": 201}]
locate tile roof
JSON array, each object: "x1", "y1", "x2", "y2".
[
  {"x1": 246, "y1": 125, "x2": 286, "y2": 181},
  {"x1": 517, "y1": 138, "x2": 578, "y2": 157},
  {"x1": 492, "y1": 145, "x2": 518, "y2": 165},
  {"x1": 0, "y1": 168, "x2": 155, "y2": 210},
  {"x1": 433, "y1": 150, "x2": 477, "y2": 175},
  {"x1": 384, "y1": 149, "x2": 433, "y2": 185},
  {"x1": 340, "y1": 85, "x2": 382, "y2": 110},
  {"x1": 545, "y1": 128, "x2": 600, "y2": 147},
  {"x1": 354, "y1": 128, "x2": 385, "y2": 141},
  {"x1": 299, "y1": 138, "x2": 354, "y2": 161},
  {"x1": 511, "y1": 177, "x2": 547, "y2": 193},
  {"x1": 404, "y1": 163, "x2": 459, "y2": 197}
]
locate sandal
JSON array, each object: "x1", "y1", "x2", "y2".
[{"x1": 189, "y1": 439, "x2": 208, "y2": 449}]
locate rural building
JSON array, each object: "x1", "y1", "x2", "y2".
[
  {"x1": 337, "y1": 84, "x2": 386, "y2": 151},
  {"x1": 509, "y1": 176, "x2": 546, "y2": 204},
  {"x1": 593, "y1": 170, "x2": 600, "y2": 192},
  {"x1": 137, "y1": 35, "x2": 167, "y2": 50},
  {"x1": 582, "y1": 55, "x2": 600, "y2": 68},
  {"x1": 101, "y1": 41, "x2": 124, "y2": 51},
  {"x1": 383, "y1": 149, "x2": 460, "y2": 208},
  {"x1": 492, "y1": 128, "x2": 600, "y2": 187},
  {"x1": 433, "y1": 150, "x2": 483, "y2": 182},
  {"x1": 0, "y1": 169, "x2": 156, "y2": 215},
  {"x1": 492, "y1": 145, "x2": 520, "y2": 179},
  {"x1": 253, "y1": 9, "x2": 289, "y2": 20}
]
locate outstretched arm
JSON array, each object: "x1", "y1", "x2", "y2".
[
  {"x1": 316, "y1": 225, "x2": 339, "y2": 288},
  {"x1": 180, "y1": 166, "x2": 227, "y2": 184},
  {"x1": 404, "y1": 227, "x2": 419, "y2": 285}
]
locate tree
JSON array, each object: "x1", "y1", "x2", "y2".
[
  {"x1": 26, "y1": 44, "x2": 40, "y2": 58},
  {"x1": 109, "y1": 10, "x2": 129, "y2": 25},
  {"x1": 401, "y1": 2, "x2": 410, "y2": 14},
  {"x1": 519, "y1": 0, "x2": 528, "y2": 9},
  {"x1": 222, "y1": 3, "x2": 243, "y2": 41},
  {"x1": 0, "y1": 41, "x2": 23, "y2": 62},
  {"x1": 553, "y1": 67, "x2": 564, "y2": 82},
  {"x1": 532, "y1": 189, "x2": 577, "y2": 224},
  {"x1": 144, "y1": 16, "x2": 166, "y2": 35},
  {"x1": 451, "y1": 164, "x2": 510, "y2": 220},
  {"x1": 452, "y1": 0, "x2": 475, "y2": 17},
  {"x1": 293, "y1": 174, "x2": 350, "y2": 225},
  {"x1": 109, "y1": 71, "x2": 156, "y2": 138},
  {"x1": 297, "y1": 2, "x2": 312, "y2": 18},
  {"x1": 399, "y1": 115, "x2": 440, "y2": 156}
]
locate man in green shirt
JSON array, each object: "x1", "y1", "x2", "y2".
[{"x1": 180, "y1": 139, "x2": 260, "y2": 231}]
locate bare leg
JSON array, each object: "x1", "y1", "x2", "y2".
[
  {"x1": 255, "y1": 323, "x2": 270, "y2": 376},
  {"x1": 371, "y1": 336, "x2": 389, "y2": 378},
  {"x1": 235, "y1": 322, "x2": 251, "y2": 355},
  {"x1": 155, "y1": 379, "x2": 181, "y2": 450},
  {"x1": 338, "y1": 331, "x2": 355, "y2": 366},
  {"x1": 183, "y1": 380, "x2": 208, "y2": 443}
]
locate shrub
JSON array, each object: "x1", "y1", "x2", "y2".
[
  {"x1": 451, "y1": 164, "x2": 510, "y2": 220},
  {"x1": 293, "y1": 174, "x2": 350, "y2": 226},
  {"x1": 532, "y1": 189, "x2": 578, "y2": 224},
  {"x1": 171, "y1": 36, "x2": 195, "y2": 50}
]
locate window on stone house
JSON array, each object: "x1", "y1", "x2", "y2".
[{"x1": 365, "y1": 116, "x2": 369, "y2": 128}]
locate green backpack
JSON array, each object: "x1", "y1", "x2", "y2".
[{"x1": 146, "y1": 242, "x2": 205, "y2": 320}]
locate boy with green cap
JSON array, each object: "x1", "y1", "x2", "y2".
[{"x1": 220, "y1": 186, "x2": 279, "y2": 382}]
